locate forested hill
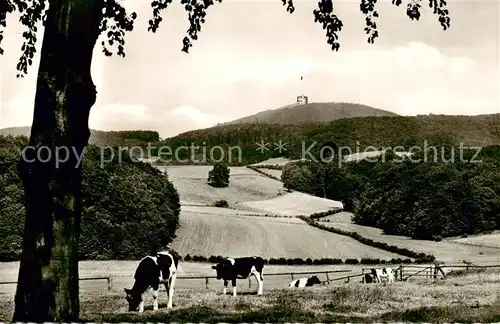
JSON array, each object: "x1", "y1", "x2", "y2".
[
  {"x1": 0, "y1": 126, "x2": 159, "y2": 147},
  {"x1": 224, "y1": 102, "x2": 398, "y2": 125},
  {"x1": 152, "y1": 114, "x2": 500, "y2": 165}
]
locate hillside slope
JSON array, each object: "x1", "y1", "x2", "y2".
[
  {"x1": 154, "y1": 114, "x2": 500, "y2": 165},
  {"x1": 225, "y1": 102, "x2": 398, "y2": 125},
  {"x1": 170, "y1": 205, "x2": 404, "y2": 259}
]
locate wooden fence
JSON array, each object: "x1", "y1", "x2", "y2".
[
  {"x1": 0, "y1": 269, "x2": 352, "y2": 291},
  {"x1": 2, "y1": 263, "x2": 499, "y2": 291}
]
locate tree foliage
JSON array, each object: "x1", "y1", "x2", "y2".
[
  {"x1": 1, "y1": 0, "x2": 451, "y2": 77},
  {"x1": 0, "y1": 135, "x2": 180, "y2": 261},
  {"x1": 207, "y1": 163, "x2": 230, "y2": 188}
]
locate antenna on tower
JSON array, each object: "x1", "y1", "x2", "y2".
[{"x1": 296, "y1": 75, "x2": 308, "y2": 104}]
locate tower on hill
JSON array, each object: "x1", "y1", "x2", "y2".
[{"x1": 297, "y1": 95, "x2": 308, "y2": 104}]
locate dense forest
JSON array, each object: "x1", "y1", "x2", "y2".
[
  {"x1": 0, "y1": 135, "x2": 179, "y2": 261},
  {"x1": 151, "y1": 114, "x2": 500, "y2": 165},
  {"x1": 281, "y1": 146, "x2": 500, "y2": 240}
]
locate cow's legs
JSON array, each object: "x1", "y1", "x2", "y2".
[
  {"x1": 223, "y1": 280, "x2": 228, "y2": 295},
  {"x1": 152, "y1": 288, "x2": 159, "y2": 311},
  {"x1": 252, "y1": 271, "x2": 263, "y2": 295},
  {"x1": 232, "y1": 278, "x2": 237, "y2": 297},
  {"x1": 138, "y1": 292, "x2": 145, "y2": 313},
  {"x1": 258, "y1": 269, "x2": 263, "y2": 295},
  {"x1": 167, "y1": 273, "x2": 177, "y2": 309}
]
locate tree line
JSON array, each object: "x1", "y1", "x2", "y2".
[
  {"x1": 283, "y1": 146, "x2": 500, "y2": 240},
  {"x1": 0, "y1": 135, "x2": 179, "y2": 261}
]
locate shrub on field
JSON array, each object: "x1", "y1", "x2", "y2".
[
  {"x1": 208, "y1": 163, "x2": 230, "y2": 188},
  {"x1": 0, "y1": 135, "x2": 180, "y2": 261},
  {"x1": 213, "y1": 199, "x2": 229, "y2": 208}
]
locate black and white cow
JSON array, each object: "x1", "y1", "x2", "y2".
[
  {"x1": 363, "y1": 272, "x2": 375, "y2": 283},
  {"x1": 288, "y1": 275, "x2": 322, "y2": 288},
  {"x1": 211, "y1": 256, "x2": 264, "y2": 296},
  {"x1": 365, "y1": 267, "x2": 395, "y2": 283},
  {"x1": 124, "y1": 251, "x2": 179, "y2": 313}
]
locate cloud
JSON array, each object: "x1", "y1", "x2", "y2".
[
  {"x1": 1, "y1": 0, "x2": 498, "y2": 139},
  {"x1": 89, "y1": 103, "x2": 231, "y2": 137},
  {"x1": 0, "y1": 96, "x2": 35, "y2": 128},
  {"x1": 168, "y1": 105, "x2": 232, "y2": 126}
]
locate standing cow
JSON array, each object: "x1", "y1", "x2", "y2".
[
  {"x1": 124, "y1": 251, "x2": 179, "y2": 313},
  {"x1": 289, "y1": 275, "x2": 322, "y2": 288},
  {"x1": 211, "y1": 256, "x2": 264, "y2": 296}
]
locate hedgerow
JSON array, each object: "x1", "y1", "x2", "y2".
[
  {"x1": 181, "y1": 254, "x2": 415, "y2": 265},
  {"x1": 246, "y1": 165, "x2": 281, "y2": 181},
  {"x1": 298, "y1": 216, "x2": 436, "y2": 263}
]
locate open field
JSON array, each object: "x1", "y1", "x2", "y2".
[
  {"x1": 2, "y1": 267, "x2": 499, "y2": 322},
  {"x1": 161, "y1": 165, "x2": 500, "y2": 264},
  {"x1": 319, "y1": 212, "x2": 500, "y2": 264},
  {"x1": 448, "y1": 232, "x2": 500, "y2": 248},
  {"x1": 169, "y1": 206, "x2": 401, "y2": 259},
  {"x1": 158, "y1": 165, "x2": 286, "y2": 205},
  {"x1": 238, "y1": 192, "x2": 343, "y2": 216}
]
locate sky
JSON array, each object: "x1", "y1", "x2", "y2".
[{"x1": 0, "y1": 0, "x2": 499, "y2": 138}]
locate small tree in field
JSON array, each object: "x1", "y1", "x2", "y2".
[
  {"x1": 0, "y1": 0, "x2": 450, "y2": 321},
  {"x1": 208, "y1": 163, "x2": 230, "y2": 188}
]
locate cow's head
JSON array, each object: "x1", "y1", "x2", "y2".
[
  {"x1": 124, "y1": 288, "x2": 142, "y2": 311},
  {"x1": 309, "y1": 275, "x2": 321, "y2": 285},
  {"x1": 211, "y1": 261, "x2": 230, "y2": 280}
]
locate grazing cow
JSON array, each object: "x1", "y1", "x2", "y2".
[
  {"x1": 211, "y1": 256, "x2": 264, "y2": 296},
  {"x1": 367, "y1": 267, "x2": 395, "y2": 283},
  {"x1": 124, "y1": 251, "x2": 179, "y2": 313},
  {"x1": 288, "y1": 275, "x2": 322, "y2": 288}
]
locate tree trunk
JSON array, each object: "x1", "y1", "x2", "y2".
[{"x1": 13, "y1": 0, "x2": 103, "y2": 321}]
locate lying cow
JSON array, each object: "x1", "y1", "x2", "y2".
[
  {"x1": 363, "y1": 273, "x2": 375, "y2": 283},
  {"x1": 124, "y1": 251, "x2": 179, "y2": 313},
  {"x1": 211, "y1": 256, "x2": 264, "y2": 296},
  {"x1": 289, "y1": 275, "x2": 322, "y2": 288},
  {"x1": 365, "y1": 267, "x2": 395, "y2": 283}
]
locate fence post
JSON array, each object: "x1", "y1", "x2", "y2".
[
  {"x1": 248, "y1": 277, "x2": 251, "y2": 289},
  {"x1": 433, "y1": 264, "x2": 437, "y2": 279},
  {"x1": 326, "y1": 272, "x2": 330, "y2": 285},
  {"x1": 107, "y1": 276, "x2": 112, "y2": 290},
  {"x1": 205, "y1": 277, "x2": 209, "y2": 289},
  {"x1": 399, "y1": 264, "x2": 403, "y2": 281},
  {"x1": 290, "y1": 273, "x2": 294, "y2": 281}
]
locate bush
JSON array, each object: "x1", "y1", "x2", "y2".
[
  {"x1": 208, "y1": 163, "x2": 230, "y2": 188},
  {"x1": 213, "y1": 200, "x2": 229, "y2": 208}
]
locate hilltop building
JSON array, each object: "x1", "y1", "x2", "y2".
[{"x1": 297, "y1": 95, "x2": 308, "y2": 104}]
